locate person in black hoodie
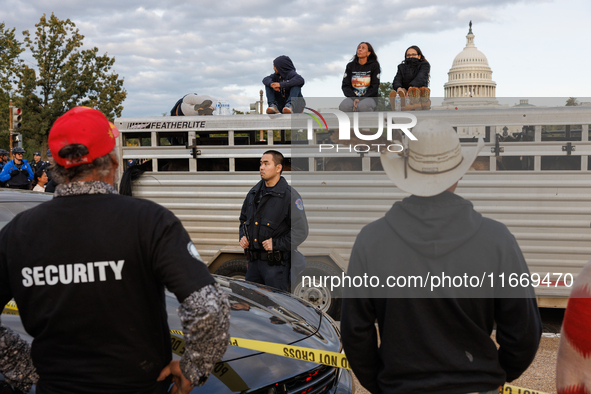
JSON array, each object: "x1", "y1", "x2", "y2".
[
  {"x1": 340, "y1": 42, "x2": 380, "y2": 112},
  {"x1": 390, "y1": 45, "x2": 431, "y2": 110},
  {"x1": 341, "y1": 119, "x2": 542, "y2": 394},
  {"x1": 262, "y1": 55, "x2": 305, "y2": 114}
]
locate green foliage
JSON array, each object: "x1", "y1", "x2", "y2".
[
  {"x1": 377, "y1": 82, "x2": 393, "y2": 111},
  {"x1": 565, "y1": 97, "x2": 579, "y2": 106},
  {"x1": 0, "y1": 13, "x2": 127, "y2": 159},
  {"x1": 378, "y1": 82, "x2": 393, "y2": 98}
]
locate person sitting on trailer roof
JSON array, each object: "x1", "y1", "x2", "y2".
[
  {"x1": 340, "y1": 42, "x2": 381, "y2": 112},
  {"x1": 389, "y1": 45, "x2": 431, "y2": 111},
  {"x1": 263, "y1": 55, "x2": 305, "y2": 114},
  {"x1": 170, "y1": 93, "x2": 217, "y2": 116}
]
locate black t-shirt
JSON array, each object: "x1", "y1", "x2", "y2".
[{"x1": 0, "y1": 193, "x2": 214, "y2": 393}]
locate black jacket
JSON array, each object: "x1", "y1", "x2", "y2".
[
  {"x1": 392, "y1": 60, "x2": 430, "y2": 91},
  {"x1": 30, "y1": 160, "x2": 45, "y2": 174},
  {"x1": 341, "y1": 58, "x2": 380, "y2": 98},
  {"x1": 239, "y1": 176, "x2": 308, "y2": 255},
  {"x1": 341, "y1": 192, "x2": 541, "y2": 394}
]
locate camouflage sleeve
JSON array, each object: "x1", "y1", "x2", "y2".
[
  {"x1": 0, "y1": 323, "x2": 38, "y2": 392},
  {"x1": 178, "y1": 283, "x2": 230, "y2": 386}
]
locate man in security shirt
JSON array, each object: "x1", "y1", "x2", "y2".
[
  {"x1": 239, "y1": 150, "x2": 308, "y2": 292},
  {"x1": 0, "y1": 107, "x2": 230, "y2": 394}
]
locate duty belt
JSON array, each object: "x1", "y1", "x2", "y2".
[{"x1": 249, "y1": 250, "x2": 283, "y2": 265}]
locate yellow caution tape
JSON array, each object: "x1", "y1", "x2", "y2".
[
  {"x1": 2, "y1": 301, "x2": 18, "y2": 316},
  {"x1": 3, "y1": 301, "x2": 350, "y2": 370},
  {"x1": 169, "y1": 329, "x2": 350, "y2": 369},
  {"x1": 501, "y1": 384, "x2": 550, "y2": 394},
  {"x1": 229, "y1": 336, "x2": 351, "y2": 370},
  {"x1": 1, "y1": 301, "x2": 552, "y2": 394}
]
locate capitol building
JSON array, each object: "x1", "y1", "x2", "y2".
[{"x1": 437, "y1": 22, "x2": 507, "y2": 109}]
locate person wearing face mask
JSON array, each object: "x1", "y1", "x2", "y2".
[
  {"x1": 390, "y1": 45, "x2": 431, "y2": 111},
  {"x1": 340, "y1": 42, "x2": 381, "y2": 112}
]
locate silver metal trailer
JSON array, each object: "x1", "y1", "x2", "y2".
[{"x1": 115, "y1": 105, "x2": 591, "y2": 316}]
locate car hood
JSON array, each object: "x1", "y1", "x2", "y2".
[
  {"x1": 167, "y1": 277, "x2": 342, "y2": 393},
  {"x1": 2, "y1": 277, "x2": 342, "y2": 394}
]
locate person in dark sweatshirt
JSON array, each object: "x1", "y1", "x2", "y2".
[
  {"x1": 262, "y1": 55, "x2": 305, "y2": 114},
  {"x1": 390, "y1": 45, "x2": 431, "y2": 110},
  {"x1": 340, "y1": 42, "x2": 381, "y2": 112},
  {"x1": 341, "y1": 119, "x2": 542, "y2": 394}
]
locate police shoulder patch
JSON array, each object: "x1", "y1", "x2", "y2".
[
  {"x1": 187, "y1": 242, "x2": 202, "y2": 261},
  {"x1": 295, "y1": 198, "x2": 304, "y2": 211}
]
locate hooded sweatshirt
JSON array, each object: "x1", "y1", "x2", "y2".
[
  {"x1": 262, "y1": 55, "x2": 305, "y2": 99},
  {"x1": 341, "y1": 58, "x2": 381, "y2": 98},
  {"x1": 341, "y1": 192, "x2": 542, "y2": 394}
]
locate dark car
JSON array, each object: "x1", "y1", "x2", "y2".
[
  {"x1": 0, "y1": 189, "x2": 53, "y2": 231},
  {"x1": 0, "y1": 190, "x2": 353, "y2": 394}
]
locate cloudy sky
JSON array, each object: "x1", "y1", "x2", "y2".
[{"x1": 2, "y1": 0, "x2": 590, "y2": 117}]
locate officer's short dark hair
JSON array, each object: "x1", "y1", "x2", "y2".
[{"x1": 263, "y1": 150, "x2": 284, "y2": 174}]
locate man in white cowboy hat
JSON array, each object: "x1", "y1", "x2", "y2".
[{"x1": 341, "y1": 119, "x2": 542, "y2": 394}]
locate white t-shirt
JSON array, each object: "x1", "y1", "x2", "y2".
[{"x1": 33, "y1": 184, "x2": 45, "y2": 192}]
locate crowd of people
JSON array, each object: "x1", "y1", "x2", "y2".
[
  {"x1": 0, "y1": 148, "x2": 56, "y2": 192},
  {"x1": 0, "y1": 43, "x2": 588, "y2": 394}
]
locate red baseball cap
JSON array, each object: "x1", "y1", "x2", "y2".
[{"x1": 49, "y1": 107, "x2": 119, "y2": 168}]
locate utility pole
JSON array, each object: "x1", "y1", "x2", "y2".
[
  {"x1": 259, "y1": 90, "x2": 265, "y2": 141},
  {"x1": 9, "y1": 101, "x2": 13, "y2": 153}
]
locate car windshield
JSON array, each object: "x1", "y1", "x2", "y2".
[{"x1": 0, "y1": 202, "x2": 43, "y2": 230}]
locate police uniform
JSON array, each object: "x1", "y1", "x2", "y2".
[
  {"x1": 239, "y1": 176, "x2": 308, "y2": 292},
  {"x1": 0, "y1": 150, "x2": 8, "y2": 187},
  {"x1": 0, "y1": 158, "x2": 34, "y2": 189},
  {"x1": 30, "y1": 159, "x2": 46, "y2": 174}
]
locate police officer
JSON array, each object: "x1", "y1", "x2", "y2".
[
  {"x1": 0, "y1": 149, "x2": 8, "y2": 187},
  {"x1": 0, "y1": 147, "x2": 34, "y2": 189},
  {"x1": 0, "y1": 149, "x2": 8, "y2": 170},
  {"x1": 239, "y1": 150, "x2": 308, "y2": 292},
  {"x1": 30, "y1": 151, "x2": 45, "y2": 173}
]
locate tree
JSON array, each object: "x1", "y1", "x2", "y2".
[
  {"x1": 377, "y1": 82, "x2": 393, "y2": 111},
  {"x1": 0, "y1": 22, "x2": 25, "y2": 148},
  {"x1": 378, "y1": 82, "x2": 393, "y2": 98},
  {"x1": 16, "y1": 13, "x2": 126, "y2": 154},
  {"x1": 566, "y1": 97, "x2": 579, "y2": 106}
]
